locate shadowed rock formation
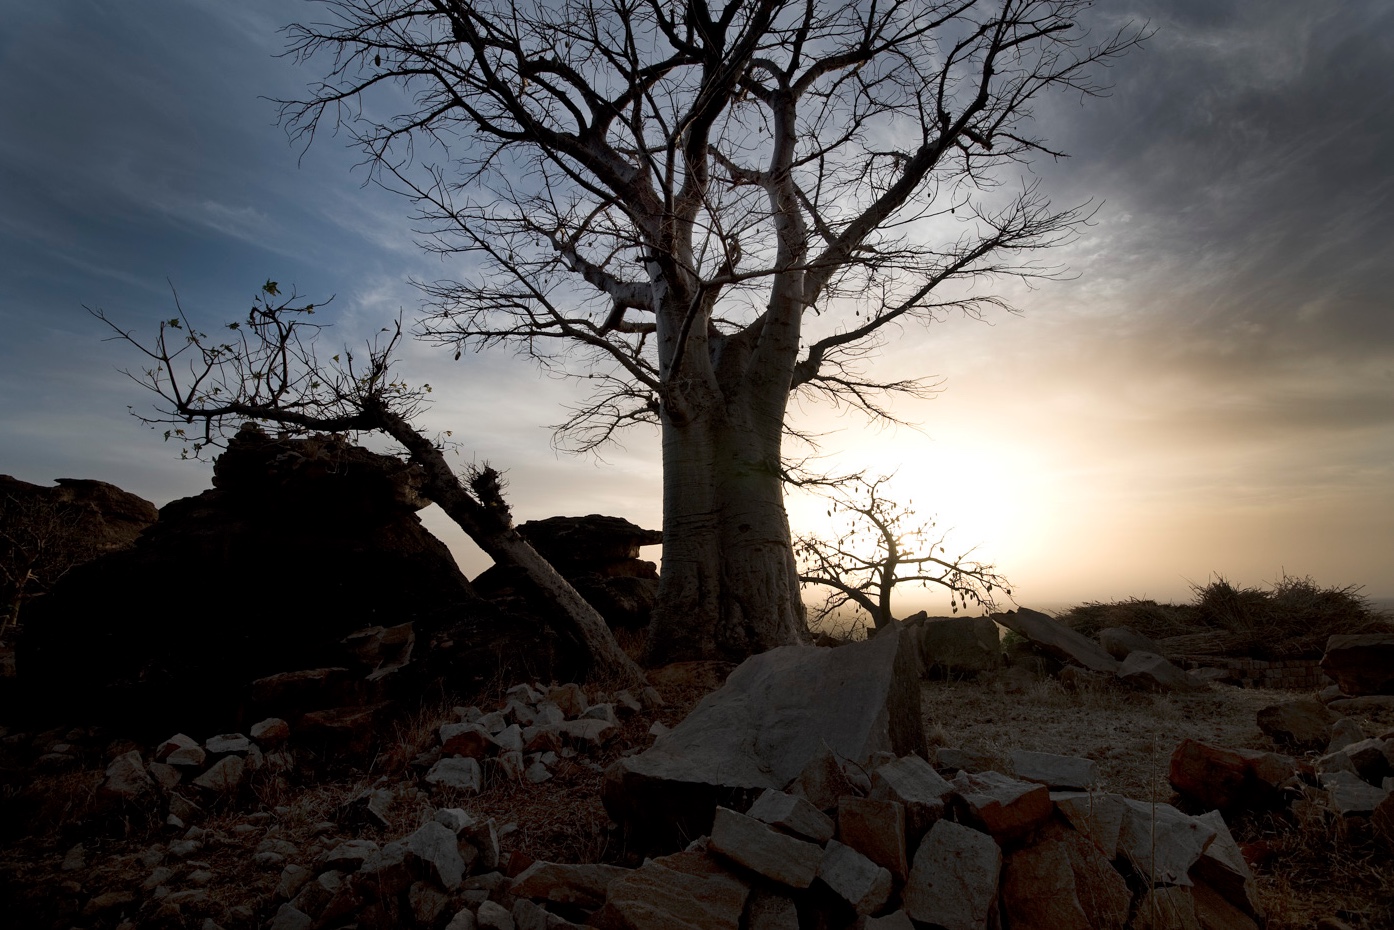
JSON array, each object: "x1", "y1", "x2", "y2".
[{"x1": 18, "y1": 427, "x2": 576, "y2": 733}]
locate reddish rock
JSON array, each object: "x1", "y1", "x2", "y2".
[
  {"x1": 298, "y1": 704, "x2": 394, "y2": 755},
  {"x1": 1000, "y1": 822, "x2": 1129, "y2": 930},
  {"x1": 1168, "y1": 739, "x2": 1295, "y2": 811},
  {"x1": 440, "y1": 722, "x2": 498, "y2": 759},
  {"x1": 1050, "y1": 791, "x2": 1126, "y2": 859}
]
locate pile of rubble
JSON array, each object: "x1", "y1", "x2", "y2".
[{"x1": 420, "y1": 682, "x2": 664, "y2": 793}]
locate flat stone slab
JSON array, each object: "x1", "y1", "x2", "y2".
[
  {"x1": 991, "y1": 608, "x2": 1120, "y2": 674},
  {"x1": 605, "y1": 627, "x2": 923, "y2": 849},
  {"x1": 1009, "y1": 750, "x2": 1099, "y2": 790},
  {"x1": 510, "y1": 860, "x2": 631, "y2": 910},
  {"x1": 593, "y1": 860, "x2": 747, "y2": 930},
  {"x1": 709, "y1": 807, "x2": 823, "y2": 888}
]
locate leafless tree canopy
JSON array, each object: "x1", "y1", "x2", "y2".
[{"x1": 281, "y1": 0, "x2": 1143, "y2": 451}]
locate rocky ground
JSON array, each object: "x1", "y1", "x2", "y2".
[{"x1": 1, "y1": 628, "x2": 1392, "y2": 930}]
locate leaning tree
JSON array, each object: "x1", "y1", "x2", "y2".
[{"x1": 280, "y1": 0, "x2": 1142, "y2": 663}]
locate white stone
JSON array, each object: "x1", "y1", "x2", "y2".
[{"x1": 426, "y1": 756, "x2": 482, "y2": 793}]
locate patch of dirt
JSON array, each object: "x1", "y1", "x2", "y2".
[{"x1": 919, "y1": 677, "x2": 1281, "y2": 800}]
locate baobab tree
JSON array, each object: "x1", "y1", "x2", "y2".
[{"x1": 273, "y1": 0, "x2": 1140, "y2": 663}]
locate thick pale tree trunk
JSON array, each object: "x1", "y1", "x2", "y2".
[{"x1": 645, "y1": 397, "x2": 807, "y2": 664}]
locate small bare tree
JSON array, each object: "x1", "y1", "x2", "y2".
[
  {"x1": 795, "y1": 473, "x2": 1010, "y2": 631},
  {"x1": 0, "y1": 493, "x2": 97, "y2": 637},
  {"x1": 92, "y1": 281, "x2": 643, "y2": 683}
]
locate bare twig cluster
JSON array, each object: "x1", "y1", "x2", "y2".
[{"x1": 795, "y1": 473, "x2": 1011, "y2": 630}]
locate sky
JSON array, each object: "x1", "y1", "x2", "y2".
[{"x1": 1, "y1": 1, "x2": 1391, "y2": 615}]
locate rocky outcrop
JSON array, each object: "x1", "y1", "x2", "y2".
[
  {"x1": 909, "y1": 615, "x2": 1004, "y2": 678},
  {"x1": 0, "y1": 474, "x2": 158, "y2": 553},
  {"x1": 472, "y1": 514, "x2": 661, "y2": 629},
  {"x1": 17, "y1": 428, "x2": 558, "y2": 733}
]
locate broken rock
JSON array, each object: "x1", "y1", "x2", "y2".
[
  {"x1": 1321, "y1": 634, "x2": 1394, "y2": 696},
  {"x1": 592, "y1": 860, "x2": 747, "y2": 930},
  {"x1": 1119, "y1": 651, "x2": 1208, "y2": 693},
  {"x1": 1009, "y1": 750, "x2": 1098, "y2": 791},
  {"x1": 1117, "y1": 799, "x2": 1216, "y2": 886},
  {"x1": 709, "y1": 807, "x2": 823, "y2": 889},
  {"x1": 747, "y1": 789, "x2": 835, "y2": 844},
  {"x1": 837, "y1": 797, "x2": 909, "y2": 882},
  {"x1": 904, "y1": 819, "x2": 1001, "y2": 930},
  {"x1": 605, "y1": 627, "x2": 922, "y2": 850},
  {"x1": 817, "y1": 840, "x2": 893, "y2": 916},
  {"x1": 951, "y1": 769, "x2": 1052, "y2": 842},
  {"x1": 1256, "y1": 699, "x2": 1340, "y2": 753},
  {"x1": 1000, "y1": 822, "x2": 1129, "y2": 930}
]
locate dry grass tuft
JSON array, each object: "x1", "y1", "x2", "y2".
[{"x1": 1059, "y1": 574, "x2": 1392, "y2": 658}]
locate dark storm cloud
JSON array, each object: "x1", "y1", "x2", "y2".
[{"x1": 1047, "y1": 0, "x2": 1394, "y2": 355}]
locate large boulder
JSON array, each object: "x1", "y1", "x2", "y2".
[
  {"x1": 1321, "y1": 634, "x2": 1394, "y2": 696},
  {"x1": 913, "y1": 615, "x2": 1003, "y2": 678},
  {"x1": 472, "y1": 514, "x2": 662, "y2": 628},
  {"x1": 17, "y1": 428, "x2": 557, "y2": 733},
  {"x1": 604, "y1": 626, "x2": 924, "y2": 852},
  {"x1": 991, "y1": 608, "x2": 1120, "y2": 674},
  {"x1": 0, "y1": 474, "x2": 158, "y2": 554}
]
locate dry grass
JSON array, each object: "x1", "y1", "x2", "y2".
[{"x1": 1059, "y1": 575, "x2": 1393, "y2": 659}]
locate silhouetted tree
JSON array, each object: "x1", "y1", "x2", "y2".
[
  {"x1": 92, "y1": 282, "x2": 643, "y2": 683},
  {"x1": 275, "y1": 1, "x2": 1141, "y2": 663},
  {"x1": 0, "y1": 493, "x2": 97, "y2": 636},
  {"x1": 795, "y1": 473, "x2": 1010, "y2": 630}
]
